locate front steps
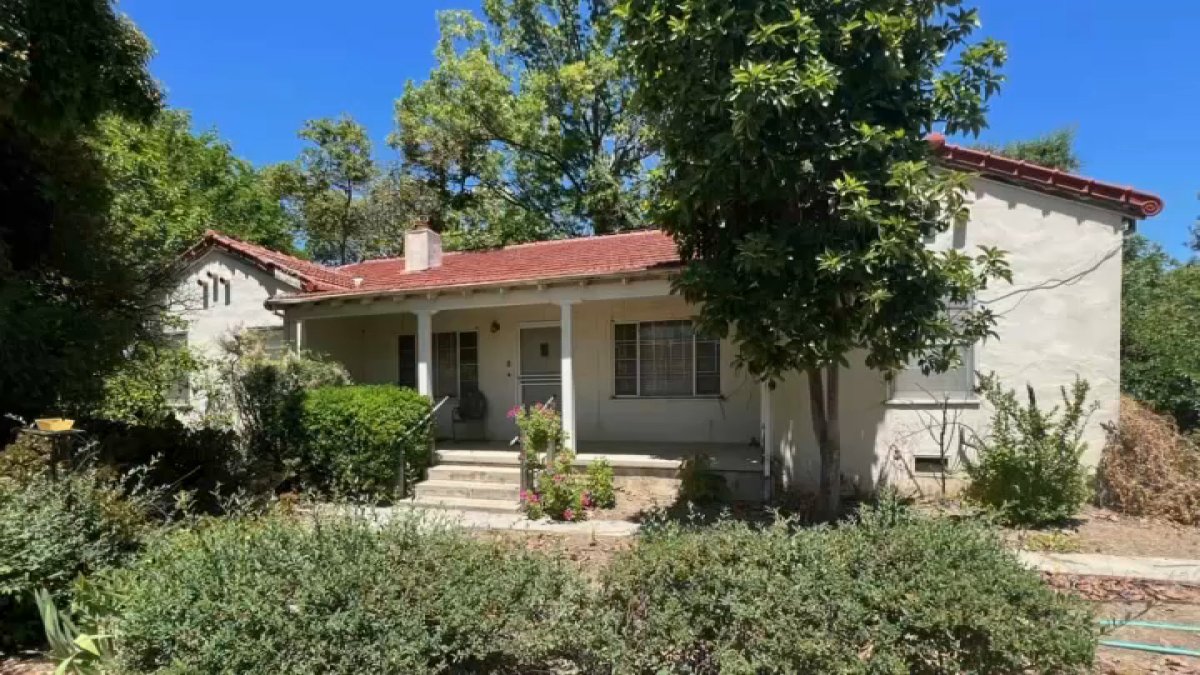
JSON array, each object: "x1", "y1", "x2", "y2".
[{"x1": 409, "y1": 450, "x2": 523, "y2": 514}]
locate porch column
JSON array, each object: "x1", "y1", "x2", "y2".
[
  {"x1": 760, "y1": 381, "x2": 773, "y2": 501},
  {"x1": 415, "y1": 309, "x2": 435, "y2": 398},
  {"x1": 559, "y1": 301, "x2": 577, "y2": 449},
  {"x1": 292, "y1": 318, "x2": 305, "y2": 354}
]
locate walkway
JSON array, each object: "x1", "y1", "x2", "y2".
[
  {"x1": 360, "y1": 503, "x2": 642, "y2": 537},
  {"x1": 1020, "y1": 551, "x2": 1200, "y2": 585}
]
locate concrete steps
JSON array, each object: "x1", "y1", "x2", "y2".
[
  {"x1": 414, "y1": 479, "x2": 519, "y2": 502},
  {"x1": 406, "y1": 495, "x2": 520, "y2": 514},
  {"x1": 409, "y1": 450, "x2": 524, "y2": 513}
]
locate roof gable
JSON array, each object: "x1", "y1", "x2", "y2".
[{"x1": 181, "y1": 231, "x2": 356, "y2": 292}]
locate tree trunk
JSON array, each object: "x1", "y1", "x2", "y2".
[{"x1": 808, "y1": 366, "x2": 842, "y2": 521}]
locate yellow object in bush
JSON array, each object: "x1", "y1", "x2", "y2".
[{"x1": 34, "y1": 418, "x2": 75, "y2": 432}]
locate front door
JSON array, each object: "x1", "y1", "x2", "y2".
[{"x1": 518, "y1": 325, "x2": 560, "y2": 407}]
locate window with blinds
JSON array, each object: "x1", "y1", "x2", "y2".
[
  {"x1": 397, "y1": 332, "x2": 478, "y2": 397},
  {"x1": 614, "y1": 320, "x2": 720, "y2": 398},
  {"x1": 889, "y1": 302, "x2": 976, "y2": 401}
]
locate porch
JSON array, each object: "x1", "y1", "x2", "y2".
[{"x1": 436, "y1": 439, "x2": 764, "y2": 476}]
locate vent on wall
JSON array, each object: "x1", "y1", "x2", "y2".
[{"x1": 913, "y1": 456, "x2": 949, "y2": 474}]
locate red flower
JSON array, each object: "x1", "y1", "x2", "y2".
[
  {"x1": 507, "y1": 405, "x2": 522, "y2": 420},
  {"x1": 563, "y1": 508, "x2": 575, "y2": 521}
]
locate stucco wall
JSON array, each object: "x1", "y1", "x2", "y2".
[
  {"x1": 769, "y1": 176, "x2": 1127, "y2": 494},
  {"x1": 175, "y1": 250, "x2": 288, "y2": 359},
  {"x1": 303, "y1": 296, "x2": 762, "y2": 444}
]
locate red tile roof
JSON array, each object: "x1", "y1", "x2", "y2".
[
  {"x1": 333, "y1": 229, "x2": 680, "y2": 295},
  {"x1": 204, "y1": 141, "x2": 1161, "y2": 302},
  {"x1": 929, "y1": 134, "x2": 1164, "y2": 218},
  {"x1": 185, "y1": 231, "x2": 356, "y2": 292}
]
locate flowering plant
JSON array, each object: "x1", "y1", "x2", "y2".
[
  {"x1": 518, "y1": 450, "x2": 617, "y2": 522},
  {"x1": 508, "y1": 401, "x2": 564, "y2": 461}
]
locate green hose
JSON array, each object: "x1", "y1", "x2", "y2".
[
  {"x1": 1098, "y1": 618, "x2": 1200, "y2": 657},
  {"x1": 1099, "y1": 619, "x2": 1200, "y2": 633}
]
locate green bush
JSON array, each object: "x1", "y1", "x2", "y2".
[
  {"x1": 81, "y1": 512, "x2": 593, "y2": 674},
  {"x1": 598, "y1": 501, "x2": 1096, "y2": 673},
  {"x1": 585, "y1": 459, "x2": 616, "y2": 509},
  {"x1": 0, "y1": 463, "x2": 151, "y2": 649},
  {"x1": 678, "y1": 453, "x2": 728, "y2": 505},
  {"x1": 301, "y1": 385, "x2": 432, "y2": 499},
  {"x1": 964, "y1": 374, "x2": 1094, "y2": 526}
]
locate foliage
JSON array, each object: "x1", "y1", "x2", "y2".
[
  {"x1": 268, "y1": 116, "x2": 379, "y2": 265},
  {"x1": 37, "y1": 588, "x2": 111, "y2": 675},
  {"x1": 509, "y1": 401, "x2": 565, "y2": 458},
  {"x1": 597, "y1": 501, "x2": 1096, "y2": 673},
  {"x1": 1121, "y1": 235, "x2": 1200, "y2": 431},
  {"x1": 677, "y1": 453, "x2": 728, "y2": 505},
  {"x1": 219, "y1": 332, "x2": 351, "y2": 488},
  {"x1": 618, "y1": 0, "x2": 1010, "y2": 518},
  {"x1": 94, "y1": 109, "x2": 293, "y2": 264},
  {"x1": 0, "y1": 461, "x2": 152, "y2": 649},
  {"x1": 963, "y1": 374, "x2": 1094, "y2": 526},
  {"x1": 300, "y1": 385, "x2": 433, "y2": 500},
  {"x1": 80, "y1": 512, "x2": 594, "y2": 674},
  {"x1": 974, "y1": 127, "x2": 1081, "y2": 171},
  {"x1": 92, "y1": 336, "x2": 201, "y2": 426},
  {"x1": 522, "y1": 450, "x2": 587, "y2": 521},
  {"x1": 1098, "y1": 395, "x2": 1200, "y2": 526},
  {"x1": 585, "y1": 459, "x2": 616, "y2": 509},
  {"x1": 393, "y1": 0, "x2": 652, "y2": 246},
  {"x1": 0, "y1": 0, "x2": 164, "y2": 423}
]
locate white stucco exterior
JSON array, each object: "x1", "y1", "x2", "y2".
[
  {"x1": 173, "y1": 173, "x2": 1132, "y2": 497},
  {"x1": 172, "y1": 249, "x2": 289, "y2": 359}
]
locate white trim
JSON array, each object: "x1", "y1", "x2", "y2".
[{"x1": 612, "y1": 319, "x2": 720, "y2": 399}]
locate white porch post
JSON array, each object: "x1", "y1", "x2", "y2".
[
  {"x1": 292, "y1": 318, "x2": 305, "y2": 354},
  {"x1": 415, "y1": 309, "x2": 435, "y2": 398},
  {"x1": 559, "y1": 301, "x2": 577, "y2": 449},
  {"x1": 760, "y1": 381, "x2": 774, "y2": 501}
]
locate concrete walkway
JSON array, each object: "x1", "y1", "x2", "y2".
[
  {"x1": 1019, "y1": 551, "x2": 1200, "y2": 585},
  {"x1": 360, "y1": 503, "x2": 642, "y2": 537}
]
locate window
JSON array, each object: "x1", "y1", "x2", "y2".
[
  {"x1": 397, "y1": 332, "x2": 478, "y2": 397},
  {"x1": 914, "y1": 456, "x2": 949, "y2": 474},
  {"x1": 613, "y1": 320, "x2": 720, "y2": 398},
  {"x1": 889, "y1": 302, "x2": 976, "y2": 402},
  {"x1": 164, "y1": 333, "x2": 190, "y2": 406}
]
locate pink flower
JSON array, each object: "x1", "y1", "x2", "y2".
[
  {"x1": 581, "y1": 492, "x2": 593, "y2": 509},
  {"x1": 553, "y1": 474, "x2": 565, "y2": 483},
  {"x1": 507, "y1": 405, "x2": 522, "y2": 420},
  {"x1": 563, "y1": 508, "x2": 575, "y2": 521}
]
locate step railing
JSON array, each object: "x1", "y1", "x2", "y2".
[
  {"x1": 511, "y1": 396, "x2": 555, "y2": 501},
  {"x1": 396, "y1": 395, "x2": 449, "y2": 499}
]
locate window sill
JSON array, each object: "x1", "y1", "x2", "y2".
[
  {"x1": 611, "y1": 395, "x2": 724, "y2": 401},
  {"x1": 884, "y1": 398, "x2": 980, "y2": 408}
]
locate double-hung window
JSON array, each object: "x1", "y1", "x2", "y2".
[
  {"x1": 397, "y1": 332, "x2": 479, "y2": 397},
  {"x1": 614, "y1": 320, "x2": 720, "y2": 398},
  {"x1": 889, "y1": 301, "x2": 976, "y2": 402}
]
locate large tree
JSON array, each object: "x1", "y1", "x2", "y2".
[
  {"x1": 394, "y1": 0, "x2": 652, "y2": 244},
  {"x1": 0, "y1": 0, "x2": 162, "y2": 420},
  {"x1": 975, "y1": 127, "x2": 1080, "y2": 172},
  {"x1": 96, "y1": 109, "x2": 294, "y2": 261},
  {"x1": 620, "y1": 0, "x2": 1010, "y2": 517},
  {"x1": 268, "y1": 116, "x2": 377, "y2": 265}
]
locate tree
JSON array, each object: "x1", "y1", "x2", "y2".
[
  {"x1": 95, "y1": 109, "x2": 294, "y2": 262},
  {"x1": 393, "y1": 0, "x2": 652, "y2": 244},
  {"x1": 975, "y1": 127, "x2": 1080, "y2": 172},
  {"x1": 0, "y1": 1, "x2": 162, "y2": 421},
  {"x1": 619, "y1": 0, "x2": 1011, "y2": 518},
  {"x1": 269, "y1": 116, "x2": 376, "y2": 265},
  {"x1": 1122, "y1": 235, "x2": 1200, "y2": 431}
]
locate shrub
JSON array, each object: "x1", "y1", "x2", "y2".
[
  {"x1": 598, "y1": 501, "x2": 1096, "y2": 673},
  {"x1": 509, "y1": 400, "x2": 564, "y2": 456},
  {"x1": 678, "y1": 453, "x2": 728, "y2": 505},
  {"x1": 301, "y1": 385, "x2": 432, "y2": 499},
  {"x1": 963, "y1": 374, "x2": 1094, "y2": 526},
  {"x1": 585, "y1": 459, "x2": 616, "y2": 509},
  {"x1": 0, "y1": 462, "x2": 151, "y2": 649},
  {"x1": 1097, "y1": 396, "x2": 1200, "y2": 525},
  {"x1": 220, "y1": 332, "x2": 351, "y2": 485},
  {"x1": 81, "y1": 512, "x2": 594, "y2": 674}
]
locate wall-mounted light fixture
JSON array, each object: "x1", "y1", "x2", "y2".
[{"x1": 490, "y1": 320, "x2": 500, "y2": 334}]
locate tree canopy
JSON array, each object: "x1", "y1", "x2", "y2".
[
  {"x1": 1122, "y1": 235, "x2": 1200, "y2": 431},
  {"x1": 975, "y1": 127, "x2": 1080, "y2": 172},
  {"x1": 619, "y1": 0, "x2": 1010, "y2": 516},
  {"x1": 0, "y1": 0, "x2": 163, "y2": 420},
  {"x1": 393, "y1": 0, "x2": 652, "y2": 246}
]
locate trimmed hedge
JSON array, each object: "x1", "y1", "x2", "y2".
[
  {"x1": 82, "y1": 512, "x2": 594, "y2": 674},
  {"x1": 597, "y1": 502, "x2": 1096, "y2": 673},
  {"x1": 301, "y1": 385, "x2": 432, "y2": 499}
]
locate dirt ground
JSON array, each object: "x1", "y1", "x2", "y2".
[
  {"x1": 587, "y1": 475, "x2": 681, "y2": 521},
  {"x1": 1011, "y1": 506, "x2": 1200, "y2": 558},
  {"x1": 0, "y1": 657, "x2": 51, "y2": 675}
]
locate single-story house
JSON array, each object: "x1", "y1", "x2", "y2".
[{"x1": 172, "y1": 137, "x2": 1163, "y2": 501}]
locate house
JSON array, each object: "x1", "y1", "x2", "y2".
[{"x1": 171, "y1": 137, "x2": 1163, "y2": 502}]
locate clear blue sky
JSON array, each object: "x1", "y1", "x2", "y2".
[{"x1": 122, "y1": 0, "x2": 1198, "y2": 259}]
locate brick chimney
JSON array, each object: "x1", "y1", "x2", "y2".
[{"x1": 404, "y1": 219, "x2": 442, "y2": 272}]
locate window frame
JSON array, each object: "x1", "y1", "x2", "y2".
[
  {"x1": 886, "y1": 299, "x2": 979, "y2": 405},
  {"x1": 612, "y1": 320, "x2": 721, "y2": 399},
  {"x1": 397, "y1": 331, "x2": 479, "y2": 398}
]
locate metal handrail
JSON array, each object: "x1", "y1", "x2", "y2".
[
  {"x1": 513, "y1": 396, "x2": 555, "y2": 500},
  {"x1": 396, "y1": 395, "x2": 449, "y2": 499}
]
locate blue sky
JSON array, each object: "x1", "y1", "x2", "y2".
[{"x1": 122, "y1": 0, "x2": 1197, "y2": 258}]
